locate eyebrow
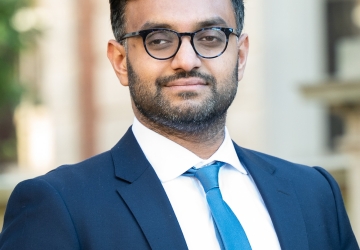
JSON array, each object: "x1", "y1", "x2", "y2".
[
  {"x1": 139, "y1": 16, "x2": 230, "y2": 31},
  {"x1": 140, "y1": 22, "x2": 172, "y2": 30},
  {"x1": 196, "y1": 17, "x2": 229, "y2": 29}
]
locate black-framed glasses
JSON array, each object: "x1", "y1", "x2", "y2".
[{"x1": 119, "y1": 27, "x2": 240, "y2": 60}]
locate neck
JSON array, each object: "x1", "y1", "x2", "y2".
[{"x1": 134, "y1": 110, "x2": 226, "y2": 159}]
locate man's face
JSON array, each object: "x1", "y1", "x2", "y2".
[{"x1": 114, "y1": 0, "x2": 248, "y2": 132}]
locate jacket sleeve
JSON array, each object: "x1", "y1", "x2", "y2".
[
  {"x1": 0, "y1": 178, "x2": 80, "y2": 250},
  {"x1": 314, "y1": 167, "x2": 359, "y2": 250}
]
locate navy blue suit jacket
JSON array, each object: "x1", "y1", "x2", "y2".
[{"x1": 0, "y1": 128, "x2": 358, "y2": 249}]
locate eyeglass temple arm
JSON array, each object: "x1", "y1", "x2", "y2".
[{"x1": 119, "y1": 31, "x2": 141, "y2": 41}]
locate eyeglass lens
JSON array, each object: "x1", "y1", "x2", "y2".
[{"x1": 145, "y1": 29, "x2": 227, "y2": 59}]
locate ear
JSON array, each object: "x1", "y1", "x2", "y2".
[
  {"x1": 237, "y1": 33, "x2": 249, "y2": 81},
  {"x1": 107, "y1": 39, "x2": 129, "y2": 86}
]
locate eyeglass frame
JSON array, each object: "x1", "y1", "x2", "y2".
[{"x1": 119, "y1": 27, "x2": 240, "y2": 60}]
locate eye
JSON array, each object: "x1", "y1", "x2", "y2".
[
  {"x1": 148, "y1": 39, "x2": 171, "y2": 45},
  {"x1": 145, "y1": 30, "x2": 177, "y2": 50},
  {"x1": 195, "y1": 29, "x2": 226, "y2": 46},
  {"x1": 198, "y1": 36, "x2": 220, "y2": 42}
]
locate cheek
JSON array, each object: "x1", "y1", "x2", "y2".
[
  {"x1": 210, "y1": 56, "x2": 238, "y2": 82},
  {"x1": 129, "y1": 53, "x2": 170, "y2": 85},
  {"x1": 127, "y1": 40, "x2": 154, "y2": 70},
  {"x1": 129, "y1": 53, "x2": 154, "y2": 79}
]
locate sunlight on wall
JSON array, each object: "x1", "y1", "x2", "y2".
[
  {"x1": 15, "y1": 104, "x2": 55, "y2": 172},
  {"x1": 352, "y1": 3, "x2": 360, "y2": 28}
]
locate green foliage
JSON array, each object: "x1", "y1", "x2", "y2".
[{"x1": 0, "y1": 0, "x2": 35, "y2": 165}]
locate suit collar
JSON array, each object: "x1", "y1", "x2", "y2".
[
  {"x1": 132, "y1": 118, "x2": 247, "y2": 182},
  {"x1": 234, "y1": 143, "x2": 309, "y2": 250},
  {"x1": 110, "y1": 128, "x2": 310, "y2": 249},
  {"x1": 111, "y1": 127, "x2": 149, "y2": 183},
  {"x1": 111, "y1": 128, "x2": 188, "y2": 250}
]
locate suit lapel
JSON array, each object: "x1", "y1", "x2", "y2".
[
  {"x1": 234, "y1": 144, "x2": 309, "y2": 250},
  {"x1": 111, "y1": 128, "x2": 187, "y2": 250},
  {"x1": 110, "y1": 128, "x2": 310, "y2": 249}
]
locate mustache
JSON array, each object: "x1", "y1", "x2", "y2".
[{"x1": 155, "y1": 70, "x2": 216, "y2": 87}]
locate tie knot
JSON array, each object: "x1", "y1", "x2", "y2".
[{"x1": 187, "y1": 161, "x2": 224, "y2": 193}]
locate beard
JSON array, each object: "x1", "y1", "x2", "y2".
[{"x1": 127, "y1": 60, "x2": 238, "y2": 134}]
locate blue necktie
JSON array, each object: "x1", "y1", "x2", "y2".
[{"x1": 184, "y1": 161, "x2": 252, "y2": 250}]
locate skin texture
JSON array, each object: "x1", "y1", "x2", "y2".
[{"x1": 107, "y1": 0, "x2": 249, "y2": 159}]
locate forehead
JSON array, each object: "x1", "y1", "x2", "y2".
[{"x1": 125, "y1": 0, "x2": 236, "y2": 32}]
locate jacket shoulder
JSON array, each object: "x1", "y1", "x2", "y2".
[
  {"x1": 238, "y1": 146, "x2": 330, "y2": 178},
  {"x1": 39, "y1": 150, "x2": 114, "y2": 187}
]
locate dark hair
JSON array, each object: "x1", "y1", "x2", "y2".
[{"x1": 109, "y1": 0, "x2": 245, "y2": 41}]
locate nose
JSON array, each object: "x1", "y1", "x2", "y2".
[{"x1": 170, "y1": 36, "x2": 202, "y2": 72}]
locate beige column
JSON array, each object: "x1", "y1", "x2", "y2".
[
  {"x1": 76, "y1": 0, "x2": 97, "y2": 159},
  {"x1": 302, "y1": 81, "x2": 360, "y2": 240},
  {"x1": 337, "y1": 106, "x2": 360, "y2": 239}
]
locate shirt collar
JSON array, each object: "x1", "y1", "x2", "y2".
[{"x1": 132, "y1": 117, "x2": 247, "y2": 183}]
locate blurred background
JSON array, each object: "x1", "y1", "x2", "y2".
[{"x1": 0, "y1": 0, "x2": 359, "y2": 240}]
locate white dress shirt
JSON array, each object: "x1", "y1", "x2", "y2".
[{"x1": 132, "y1": 118, "x2": 281, "y2": 250}]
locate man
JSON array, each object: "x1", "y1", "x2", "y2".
[{"x1": 0, "y1": 0, "x2": 358, "y2": 249}]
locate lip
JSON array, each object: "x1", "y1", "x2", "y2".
[{"x1": 164, "y1": 77, "x2": 207, "y2": 88}]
